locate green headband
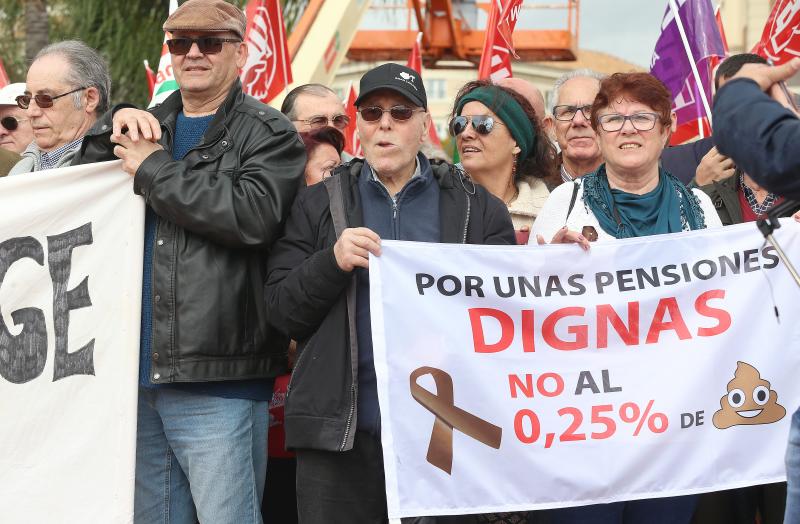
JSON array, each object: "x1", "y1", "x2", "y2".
[{"x1": 455, "y1": 86, "x2": 535, "y2": 162}]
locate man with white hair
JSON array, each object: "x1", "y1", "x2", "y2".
[
  {"x1": 544, "y1": 69, "x2": 605, "y2": 184},
  {"x1": 0, "y1": 83, "x2": 33, "y2": 155}
]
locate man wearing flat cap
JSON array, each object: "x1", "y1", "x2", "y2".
[
  {"x1": 75, "y1": 0, "x2": 305, "y2": 522},
  {"x1": 264, "y1": 62, "x2": 514, "y2": 522}
]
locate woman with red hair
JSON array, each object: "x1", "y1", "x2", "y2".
[
  {"x1": 530, "y1": 73, "x2": 721, "y2": 523},
  {"x1": 299, "y1": 126, "x2": 345, "y2": 186}
]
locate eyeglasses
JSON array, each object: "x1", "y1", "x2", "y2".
[
  {"x1": 597, "y1": 112, "x2": 660, "y2": 132},
  {"x1": 16, "y1": 86, "x2": 89, "y2": 109},
  {"x1": 1, "y1": 116, "x2": 27, "y2": 131},
  {"x1": 358, "y1": 105, "x2": 423, "y2": 122},
  {"x1": 553, "y1": 104, "x2": 593, "y2": 122},
  {"x1": 449, "y1": 115, "x2": 504, "y2": 136},
  {"x1": 293, "y1": 114, "x2": 350, "y2": 130},
  {"x1": 166, "y1": 37, "x2": 241, "y2": 55}
]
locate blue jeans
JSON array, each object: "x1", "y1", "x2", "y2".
[
  {"x1": 134, "y1": 388, "x2": 268, "y2": 524},
  {"x1": 785, "y1": 407, "x2": 800, "y2": 523}
]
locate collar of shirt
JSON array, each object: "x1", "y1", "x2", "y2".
[
  {"x1": 560, "y1": 163, "x2": 574, "y2": 183},
  {"x1": 39, "y1": 137, "x2": 84, "y2": 170},
  {"x1": 369, "y1": 156, "x2": 421, "y2": 197},
  {"x1": 739, "y1": 171, "x2": 778, "y2": 216}
]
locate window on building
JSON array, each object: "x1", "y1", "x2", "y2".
[{"x1": 425, "y1": 79, "x2": 446, "y2": 100}]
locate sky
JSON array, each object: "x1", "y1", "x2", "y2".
[{"x1": 579, "y1": 0, "x2": 668, "y2": 68}]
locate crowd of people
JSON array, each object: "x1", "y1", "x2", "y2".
[{"x1": 1, "y1": 0, "x2": 800, "y2": 523}]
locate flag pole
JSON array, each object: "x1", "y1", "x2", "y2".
[{"x1": 668, "y1": 0, "x2": 713, "y2": 136}]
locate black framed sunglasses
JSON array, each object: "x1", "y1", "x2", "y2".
[
  {"x1": 293, "y1": 114, "x2": 351, "y2": 130},
  {"x1": 166, "y1": 37, "x2": 241, "y2": 55},
  {"x1": 358, "y1": 105, "x2": 423, "y2": 122},
  {"x1": 449, "y1": 115, "x2": 504, "y2": 136},
  {"x1": 1, "y1": 116, "x2": 27, "y2": 131},
  {"x1": 553, "y1": 104, "x2": 593, "y2": 122},
  {"x1": 16, "y1": 86, "x2": 89, "y2": 109}
]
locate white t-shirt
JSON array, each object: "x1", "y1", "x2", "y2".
[{"x1": 528, "y1": 178, "x2": 723, "y2": 244}]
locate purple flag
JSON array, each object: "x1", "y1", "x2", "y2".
[{"x1": 650, "y1": 0, "x2": 726, "y2": 135}]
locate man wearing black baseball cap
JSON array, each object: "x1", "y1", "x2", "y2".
[{"x1": 265, "y1": 62, "x2": 515, "y2": 522}]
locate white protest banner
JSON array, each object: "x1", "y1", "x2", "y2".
[
  {"x1": 370, "y1": 223, "x2": 800, "y2": 518},
  {"x1": 0, "y1": 161, "x2": 143, "y2": 523}
]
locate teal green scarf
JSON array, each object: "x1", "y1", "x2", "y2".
[{"x1": 582, "y1": 164, "x2": 706, "y2": 238}]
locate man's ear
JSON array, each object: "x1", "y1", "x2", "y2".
[
  {"x1": 235, "y1": 41, "x2": 248, "y2": 69},
  {"x1": 543, "y1": 115, "x2": 556, "y2": 140},
  {"x1": 420, "y1": 112, "x2": 431, "y2": 143},
  {"x1": 669, "y1": 111, "x2": 677, "y2": 133},
  {"x1": 84, "y1": 86, "x2": 100, "y2": 114}
]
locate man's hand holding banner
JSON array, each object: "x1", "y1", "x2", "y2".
[{"x1": 370, "y1": 224, "x2": 800, "y2": 518}]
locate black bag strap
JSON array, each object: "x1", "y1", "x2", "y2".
[
  {"x1": 322, "y1": 172, "x2": 358, "y2": 452},
  {"x1": 323, "y1": 173, "x2": 347, "y2": 238},
  {"x1": 566, "y1": 180, "x2": 580, "y2": 223}
]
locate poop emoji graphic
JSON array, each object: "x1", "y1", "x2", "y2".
[{"x1": 712, "y1": 362, "x2": 786, "y2": 429}]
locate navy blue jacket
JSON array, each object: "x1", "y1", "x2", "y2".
[
  {"x1": 713, "y1": 78, "x2": 800, "y2": 199},
  {"x1": 660, "y1": 136, "x2": 714, "y2": 185}
]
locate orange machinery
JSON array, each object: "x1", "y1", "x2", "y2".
[{"x1": 289, "y1": 0, "x2": 579, "y2": 68}]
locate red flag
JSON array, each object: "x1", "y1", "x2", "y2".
[
  {"x1": 715, "y1": 6, "x2": 729, "y2": 54},
  {"x1": 477, "y1": 0, "x2": 523, "y2": 82},
  {"x1": 496, "y1": 0, "x2": 523, "y2": 58},
  {"x1": 343, "y1": 82, "x2": 362, "y2": 158},
  {"x1": 406, "y1": 32, "x2": 442, "y2": 147},
  {"x1": 707, "y1": 5, "x2": 729, "y2": 102},
  {"x1": 407, "y1": 32, "x2": 423, "y2": 72},
  {"x1": 753, "y1": 0, "x2": 800, "y2": 65},
  {"x1": 144, "y1": 60, "x2": 156, "y2": 98},
  {"x1": 0, "y1": 58, "x2": 9, "y2": 88},
  {"x1": 241, "y1": 0, "x2": 293, "y2": 104}
]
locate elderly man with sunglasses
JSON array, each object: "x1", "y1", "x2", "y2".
[
  {"x1": 7, "y1": 41, "x2": 109, "y2": 176},
  {"x1": 264, "y1": 62, "x2": 514, "y2": 523},
  {"x1": 73, "y1": 0, "x2": 305, "y2": 522},
  {"x1": 281, "y1": 83, "x2": 350, "y2": 133}
]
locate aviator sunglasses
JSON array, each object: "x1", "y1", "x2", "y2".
[
  {"x1": 293, "y1": 114, "x2": 351, "y2": 130},
  {"x1": 166, "y1": 37, "x2": 242, "y2": 55},
  {"x1": 16, "y1": 86, "x2": 89, "y2": 109},
  {"x1": 1, "y1": 116, "x2": 27, "y2": 131},
  {"x1": 449, "y1": 115, "x2": 504, "y2": 137},
  {"x1": 358, "y1": 105, "x2": 424, "y2": 122}
]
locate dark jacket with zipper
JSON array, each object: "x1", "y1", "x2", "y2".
[
  {"x1": 264, "y1": 158, "x2": 515, "y2": 452},
  {"x1": 74, "y1": 79, "x2": 306, "y2": 383}
]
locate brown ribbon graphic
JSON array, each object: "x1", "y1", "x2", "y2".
[{"x1": 410, "y1": 366, "x2": 502, "y2": 474}]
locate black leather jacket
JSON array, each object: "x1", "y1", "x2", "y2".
[
  {"x1": 265, "y1": 159, "x2": 515, "y2": 452},
  {"x1": 77, "y1": 80, "x2": 306, "y2": 383}
]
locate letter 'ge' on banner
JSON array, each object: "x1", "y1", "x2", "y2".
[
  {"x1": 0, "y1": 161, "x2": 143, "y2": 524},
  {"x1": 370, "y1": 226, "x2": 800, "y2": 519}
]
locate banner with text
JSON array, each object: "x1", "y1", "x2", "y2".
[
  {"x1": 0, "y1": 161, "x2": 144, "y2": 523},
  {"x1": 370, "y1": 224, "x2": 800, "y2": 518}
]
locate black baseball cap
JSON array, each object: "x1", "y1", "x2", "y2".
[{"x1": 354, "y1": 63, "x2": 427, "y2": 110}]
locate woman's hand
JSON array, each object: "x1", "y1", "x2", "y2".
[{"x1": 536, "y1": 226, "x2": 591, "y2": 251}]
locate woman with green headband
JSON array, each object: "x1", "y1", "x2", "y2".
[{"x1": 450, "y1": 81, "x2": 558, "y2": 244}]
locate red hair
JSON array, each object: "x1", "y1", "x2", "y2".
[
  {"x1": 299, "y1": 126, "x2": 345, "y2": 157},
  {"x1": 590, "y1": 73, "x2": 672, "y2": 130}
]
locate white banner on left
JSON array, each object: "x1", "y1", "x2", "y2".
[{"x1": 0, "y1": 161, "x2": 144, "y2": 524}]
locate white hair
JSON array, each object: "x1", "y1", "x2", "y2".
[{"x1": 550, "y1": 69, "x2": 605, "y2": 111}]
